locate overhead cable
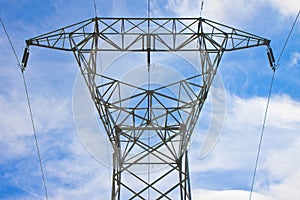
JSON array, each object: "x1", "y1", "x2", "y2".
[
  {"x1": 0, "y1": 17, "x2": 49, "y2": 200},
  {"x1": 249, "y1": 10, "x2": 300, "y2": 200},
  {"x1": 200, "y1": 0, "x2": 204, "y2": 17},
  {"x1": 249, "y1": 70, "x2": 275, "y2": 200},
  {"x1": 277, "y1": 10, "x2": 300, "y2": 66},
  {"x1": 93, "y1": 0, "x2": 98, "y2": 17}
]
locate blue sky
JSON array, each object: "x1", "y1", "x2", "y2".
[{"x1": 1, "y1": 0, "x2": 300, "y2": 199}]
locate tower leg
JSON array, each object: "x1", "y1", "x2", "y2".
[
  {"x1": 111, "y1": 151, "x2": 120, "y2": 200},
  {"x1": 110, "y1": 150, "x2": 192, "y2": 200},
  {"x1": 178, "y1": 151, "x2": 192, "y2": 200}
]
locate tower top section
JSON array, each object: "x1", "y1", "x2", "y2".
[{"x1": 26, "y1": 17, "x2": 270, "y2": 53}]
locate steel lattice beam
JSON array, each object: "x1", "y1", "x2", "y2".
[
  {"x1": 26, "y1": 17, "x2": 269, "y2": 52},
  {"x1": 23, "y1": 17, "x2": 271, "y2": 200}
]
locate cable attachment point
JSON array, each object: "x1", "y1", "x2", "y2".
[
  {"x1": 21, "y1": 46, "x2": 30, "y2": 72},
  {"x1": 267, "y1": 46, "x2": 276, "y2": 71}
]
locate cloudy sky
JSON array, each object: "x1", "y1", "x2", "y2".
[{"x1": 1, "y1": 0, "x2": 300, "y2": 199}]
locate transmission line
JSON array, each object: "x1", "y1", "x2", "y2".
[
  {"x1": 277, "y1": 10, "x2": 300, "y2": 65},
  {"x1": 0, "y1": 17, "x2": 21, "y2": 69},
  {"x1": 249, "y1": 70, "x2": 275, "y2": 200},
  {"x1": 200, "y1": 0, "x2": 204, "y2": 17},
  {"x1": 22, "y1": 72, "x2": 49, "y2": 200},
  {"x1": 0, "y1": 17, "x2": 49, "y2": 200},
  {"x1": 93, "y1": 0, "x2": 98, "y2": 17},
  {"x1": 249, "y1": 10, "x2": 300, "y2": 200}
]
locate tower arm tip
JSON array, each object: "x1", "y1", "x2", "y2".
[{"x1": 26, "y1": 39, "x2": 33, "y2": 46}]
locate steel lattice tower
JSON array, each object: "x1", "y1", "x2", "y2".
[{"x1": 23, "y1": 17, "x2": 271, "y2": 199}]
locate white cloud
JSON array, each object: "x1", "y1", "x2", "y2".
[
  {"x1": 262, "y1": 136, "x2": 300, "y2": 199},
  {"x1": 189, "y1": 93, "x2": 300, "y2": 199},
  {"x1": 166, "y1": 0, "x2": 300, "y2": 20},
  {"x1": 0, "y1": 95, "x2": 32, "y2": 137},
  {"x1": 1, "y1": 1, "x2": 300, "y2": 199},
  {"x1": 30, "y1": 95, "x2": 71, "y2": 132},
  {"x1": 193, "y1": 189, "x2": 272, "y2": 200},
  {"x1": 267, "y1": 95, "x2": 300, "y2": 129},
  {"x1": 265, "y1": 0, "x2": 300, "y2": 17},
  {"x1": 0, "y1": 91, "x2": 72, "y2": 158},
  {"x1": 45, "y1": 137, "x2": 112, "y2": 200},
  {"x1": 267, "y1": 170, "x2": 300, "y2": 199},
  {"x1": 9, "y1": 132, "x2": 112, "y2": 199},
  {"x1": 165, "y1": 0, "x2": 264, "y2": 25},
  {"x1": 190, "y1": 94, "x2": 266, "y2": 172},
  {"x1": 0, "y1": 88, "x2": 36, "y2": 160},
  {"x1": 164, "y1": 0, "x2": 300, "y2": 37},
  {"x1": 290, "y1": 52, "x2": 300, "y2": 66}
]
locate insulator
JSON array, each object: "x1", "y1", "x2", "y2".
[
  {"x1": 267, "y1": 52, "x2": 274, "y2": 68},
  {"x1": 21, "y1": 47, "x2": 30, "y2": 70},
  {"x1": 147, "y1": 48, "x2": 151, "y2": 66},
  {"x1": 269, "y1": 47, "x2": 275, "y2": 63},
  {"x1": 267, "y1": 47, "x2": 276, "y2": 70}
]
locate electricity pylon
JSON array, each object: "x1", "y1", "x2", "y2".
[{"x1": 23, "y1": 17, "x2": 272, "y2": 199}]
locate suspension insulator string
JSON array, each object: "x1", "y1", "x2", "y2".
[{"x1": 0, "y1": 17, "x2": 49, "y2": 200}]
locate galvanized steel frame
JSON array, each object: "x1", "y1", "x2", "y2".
[{"x1": 24, "y1": 17, "x2": 270, "y2": 199}]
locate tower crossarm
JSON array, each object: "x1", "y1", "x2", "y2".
[
  {"x1": 200, "y1": 18, "x2": 270, "y2": 51},
  {"x1": 25, "y1": 17, "x2": 270, "y2": 53}
]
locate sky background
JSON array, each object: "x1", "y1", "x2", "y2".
[{"x1": 0, "y1": 0, "x2": 300, "y2": 199}]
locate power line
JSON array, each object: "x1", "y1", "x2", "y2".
[
  {"x1": 0, "y1": 17, "x2": 49, "y2": 200},
  {"x1": 22, "y1": 72, "x2": 49, "y2": 200},
  {"x1": 249, "y1": 70, "x2": 275, "y2": 200},
  {"x1": 249, "y1": 10, "x2": 300, "y2": 200},
  {"x1": 0, "y1": 17, "x2": 21, "y2": 69},
  {"x1": 277, "y1": 10, "x2": 300, "y2": 66},
  {"x1": 93, "y1": 0, "x2": 98, "y2": 17},
  {"x1": 148, "y1": 0, "x2": 150, "y2": 19},
  {"x1": 200, "y1": 0, "x2": 204, "y2": 17}
]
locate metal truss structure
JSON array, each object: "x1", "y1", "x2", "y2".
[{"x1": 23, "y1": 17, "x2": 271, "y2": 199}]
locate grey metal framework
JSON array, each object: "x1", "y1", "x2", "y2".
[{"x1": 23, "y1": 17, "x2": 271, "y2": 199}]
